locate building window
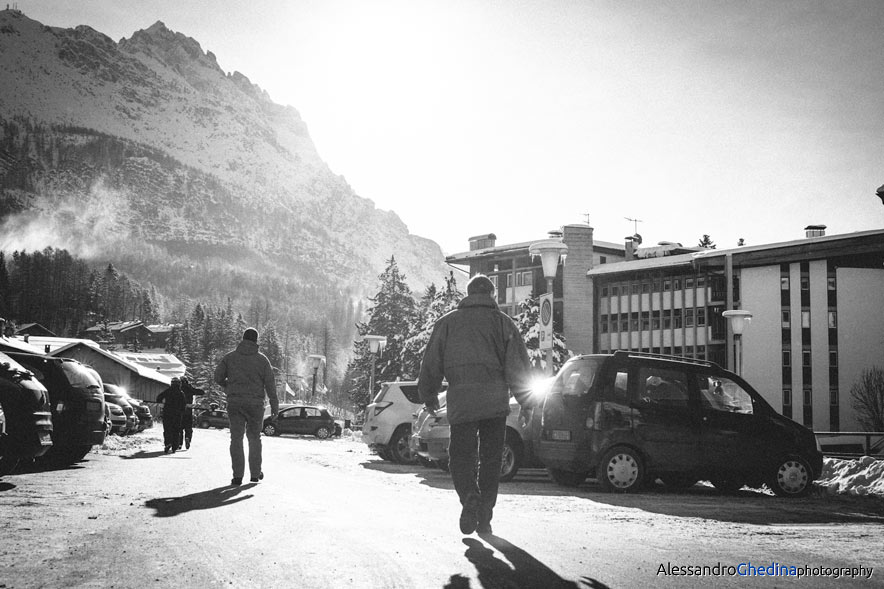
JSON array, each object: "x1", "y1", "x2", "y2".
[
  {"x1": 801, "y1": 310, "x2": 811, "y2": 328},
  {"x1": 781, "y1": 276, "x2": 790, "y2": 290},
  {"x1": 489, "y1": 275, "x2": 498, "y2": 291},
  {"x1": 827, "y1": 277, "x2": 836, "y2": 290},
  {"x1": 600, "y1": 315, "x2": 608, "y2": 333},
  {"x1": 663, "y1": 312, "x2": 672, "y2": 330},
  {"x1": 600, "y1": 256, "x2": 607, "y2": 264},
  {"x1": 696, "y1": 276, "x2": 706, "y2": 288},
  {"x1": 673, "y1": 279, "x2": 681, "y2": 290},
  {"x1": 803, "y1": 389, "x2": 812, "y2": 406},
  {"x1": 782, "y1": 311, "x2": 790, "y2": 328},
  {"x1": 830, "y1": 388, "x2": 838, "y2": 406},
  {"x1": 685, "y1": 308, "x2": 694, "y2": 327},
  {"x1": 828, "y1": 310, "x2": 837, "y2": 329},
  {"x1": 653, "y1": 279, "x2": 661, "y2": 292},
  {"x1": 612, "y1": 285, "x2": 619, "y2": 296},
  {"x1": 506, "y1": 273, "x2": 513, "y2": 288},
  {"x1": 696, "y1": 308, "x2": 706, "y2": 326},
  {"x1": 673, "y1": 309, "x2": 682, "y2": 328},
  {"x1": 802, "y1": 350, "x2": 811, "y2": 367},
  {"x1": 783, "y1": 350, "x2": 791, "y2": 367},
  {"x1": 652, "y1": 310, "x2": 661, "y2": 330},
  {"x1": 783, "y1": 389, "x2": 792, "y2": 406},
  {"x1": 641, "y1": 312, "x2": 650, "y2": 331},
  {"x1": 620, "y1": 314, "x2": 629, "y2": 332},
  {"x1": 663, "y1": 279, "x2": 671, "y2": 291},
  {"x1": 630, "y1": 312, "x2": 639, "y2": 331},
  {"x1": 801, "y1": 276, "x2": 809, "y2": 290},
  {"x1": 642, "y1": 282, "x2": 650, "y2": 294},
  {"x1": 685, "y1": 278, "x2": 694, "y2": 289},
  {"x1": 601, "y1": 286, "x2": 608, "y2": 297}
]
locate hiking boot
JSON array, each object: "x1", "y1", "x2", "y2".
[
  {"x1": 231, "y1": 477, "x2": 242, "y2": 485},
  {"x1": 250, "y1": 472, "x2": 264, "y2": 483},
  {"x1": 459, "y1": 494, "x2": 481, "y2": 535}
]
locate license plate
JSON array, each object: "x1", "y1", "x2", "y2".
[
  {"x1": 551, "y1": 429, "x2": 571, "y2": 442},
  {"x1": 39, "y1": 431, "x2": 52, "y2": 445}
]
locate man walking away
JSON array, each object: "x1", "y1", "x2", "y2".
[
  {"x1": 156, "y1": 377, "x2": 186, "y2": 454},
  {"x1": 214, "y1": 328, "x2": 279, "y2": 485},
  {"x1": 179, "y1": 376, "x2": 205, "y2": 450},
  {"x1": 418, "y1": 274, "x2": 533, "y2": 535}
]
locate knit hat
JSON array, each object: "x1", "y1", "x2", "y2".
[
  {"x1": 243, "y1": 328, "x2": 258, "y2": 342},
  {"x1": 467, "y1": 274, "x2": 495, "y2": 295}
]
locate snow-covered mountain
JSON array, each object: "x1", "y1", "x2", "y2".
[{"x1": 0, "y1": 9, "x2": 447, "y2": 304}]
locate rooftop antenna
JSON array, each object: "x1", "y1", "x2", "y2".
[
  {"x1": 625, "y1": 217, "x2": 642, "y2": 234},
  {"x1": 582, "y1": 213, "x2": 591, "y2": 224}
]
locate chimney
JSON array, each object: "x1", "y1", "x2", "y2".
[
  {"x1": 624, "y1": 237, "x2": 636, "y2": 261},
  {"x1": 804, "y1": 225, "x2": 826, "y2": 238},
  {"x1": 23, "y1": 334, "x2": 29, "y2": 343},
  {"x1": 468, "y1": 233, "x2": 497, "y2": 251}
]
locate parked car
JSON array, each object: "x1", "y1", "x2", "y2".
[
  {"x1": 5, "y1": 352, "x2": 106, "y2": 465},
  {"x1": 410, "y1": 392, "x2": 446, "y2": 467},
  {"x1": 127, "y1": 397, "x2": 153, "y2": 430},
  {"x1": 262, "y1": 404, "x2": 338, "y2": 439},
  {"x1": 414, "y1": 394, "x2": 544, "y2": 482},
  {"x1": 102, "y1": 384, "x2": 139, "y2": 435},
  {"x1": 363, "y1": 380, "x2": 441, "y2": 464},
  {"x1": 105, "y1": 402, "x2": 128, "y2": 435},
  {"x1": 195, "y1": 409, "x2": 229, "y2": 429},
  {"x1": 536, "y1": 351, "x2": 824, "y2": 497},
  {"x1": 0, "y1": 351, "x2": 53, "y2": 475}
]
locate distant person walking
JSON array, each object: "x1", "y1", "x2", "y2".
[
  {"x1": 418, "y1": 274, "x2": 533, "y2": 535},
  {"x1": 214, "y1": 328, "x2": 279, "y2": 485},
  {"x1": 156, "y1": 377, "x2": 186, "y2": 454},
  {"x1": 179, "y1": 376, "x2": 205, "y2": 450}
]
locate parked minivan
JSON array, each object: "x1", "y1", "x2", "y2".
[
  {"x1": 0, "y1": 351, "x2": 53, "y2": 475},
  {"x1": 6, "y1": 352, "x2": 106, "y2": 465},
  {"x1": 363, "y1": 380, "x2": 434, "y2": 464},
  {"x1": 536, "y1": 351, "x2": 823, "y2": 497}
]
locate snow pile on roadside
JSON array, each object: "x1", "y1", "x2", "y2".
[
  {"x1": 92, "y1": 428, "x2": 162, "y2": 454},
  {"x1": 816, "y1": 456, "x2": 884, "y2": 498}
]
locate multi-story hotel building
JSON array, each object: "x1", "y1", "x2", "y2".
[{"x1": 447, "y1": 224, "x2": 884, "y2": 432}]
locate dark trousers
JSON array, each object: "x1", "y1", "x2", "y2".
[
  {"x1": 181, "y1": 412, "x2": 194, "y2": 446},
  {"x1": 449, "y1": 415, "x2": 506, "y2": 525},
  {"x1": 163, "y1": 413, "x2": 183, "y2": 449}
]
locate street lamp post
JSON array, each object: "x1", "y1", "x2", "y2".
[
  {"x1": 722, "y1": 310, "x2": 753, "y2": 377},
  {"x1": 364, "y1": 335, "x2": 387, "y2": 406},
  {"x1": 307, "y1": 354, "x2": 325, "y2": 400},
  {"x1": 528, "y1": 237, "x2": 568, "y2": 375}
]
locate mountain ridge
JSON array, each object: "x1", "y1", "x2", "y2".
[{"x1": 0, "y1": 9, "x2": 447, "y2": 307}]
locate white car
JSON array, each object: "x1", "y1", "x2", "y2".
[{"x1": 363, "y1": 380, "x2": 435, "y2": 464}]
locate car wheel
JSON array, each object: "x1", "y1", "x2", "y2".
[
  {"x1": 598, "y1": 446, "x2": 644, "y2": 493},
  {"x1": 499, "y1": 432, "x2": 524, "y2": 483},
  {"x1": 315, "y1": 426, "x2": 331, "y2": 439},
  {"x1": 0, "y1": 455, "x2": 19, "y2": 477},
  {"x1": 768, "y1": 456, "x2": 812, "y2": 497},
  {"x1": 377, "y1": 447, "x2": 394, "y2": 461},
  {"x1": 263, "y1": 422, "x2": 278, "y2": 436},
  {"x1": 389, "y1": 426, "x2": 418, "y2": 464},
  {"x1": 417, "y1": 456, "x2": 434, "y2": 468},
  {"x1": 547, "y1": 467, "x2": 587, "y2": 487},
  {"x1": 199, "y1": 421, "x2": 211, "y2": 429},
  {"x1": 661, "y1": 474, "x2": 699, "y2": 489}
]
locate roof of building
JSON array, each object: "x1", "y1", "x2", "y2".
[
  {"x1": 587, "y1": 228, "x2": 884, "y2": 277},
  {"x1": 447, "y1": 237, "x2": 626, "y2": 263},
  {"x1": 83, "y1": 320, "x2": 147, "y2": 333}
]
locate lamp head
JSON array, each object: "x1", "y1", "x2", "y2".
[{"x1": 722, "y1": 309, "x2": 753, "y2": 335}]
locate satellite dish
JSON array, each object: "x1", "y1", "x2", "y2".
[{"x1": 632, "y1": 233, "x2": 643, "y2": 245}]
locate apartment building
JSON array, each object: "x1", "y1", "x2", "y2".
[{"x1": 448, "y1": 224, "x2": 884, "y2": 432}]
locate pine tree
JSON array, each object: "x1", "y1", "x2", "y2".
[
  {"x1": 401, "y1": 272, "x2": 463, "y2": 377},
  {"x1": 346, "y1": 256, "x2": 418, "y2": 409},
  {"x1": 698, "y1": 235, "x2": 716, "y2": 249},
  {"x1": 513, "y1": 292, "x2": 570, "y2": 373}
]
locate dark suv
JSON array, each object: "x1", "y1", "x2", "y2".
[
  {"x1": 0, "y1": 352, "x2": 53, "y2": 475},
  {"x1": 5, "y1": 352, "x2": 106, "y2": 465},
  {"x1": 262, "y1": 404, "x2": 340, "y2": 439},
  {"x1": 536, "y1": 351, "x2": 823, "y2": 497}
]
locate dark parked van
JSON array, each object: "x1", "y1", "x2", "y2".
[
  {"x1": 5, "y1": 352, "x2": 106, "y2": 465},
  {"x1": 0, "y1": 351, "x2": 53, "y2": 475},
  {"x1": 537, "y1": 351, "x2": 823, "y2": 497}
]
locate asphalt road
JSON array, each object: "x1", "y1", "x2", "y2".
[{"x1": 1, "y1": 427, "x2": 883, "y2": 588}]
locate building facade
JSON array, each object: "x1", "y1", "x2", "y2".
[{"x1": 449, "y1": 224, "x2": 884, "y2": 432}]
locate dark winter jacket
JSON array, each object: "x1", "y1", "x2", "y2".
[
  {"x1": 156, "y1": 383, "x2": 186, "y2": 418},
  {"x1": 213, "y1": 340, "x2": 279, "y2": 413},
  {"x1": 181, "y1": 379, "x2": 205, "y2": 418},
  {"x1": 418, "y1": 293, "x2": 533, "y2": 425}
]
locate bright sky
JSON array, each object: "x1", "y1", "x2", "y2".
[{"x1": 21, "y1": 0, "x2": 884, "y2": 255}]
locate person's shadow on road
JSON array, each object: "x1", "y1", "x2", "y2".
[
  {"x1": 446, "y1": 536, "x2": 609, "y2": 589},
  {"x1": 120, "y1": 449, "x2": 167, "y2": 459},
  {"x1": 144, "y1": 483, "x2": 256, "y2": 517}
]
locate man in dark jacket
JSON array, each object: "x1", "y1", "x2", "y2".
[
  {"x1": 156, "y1": 377, "x2": 186, "y2": 454},
  {"x1": 418, "y1": 274, "x2": 533, "y2": 535},
  {"x1": 178, "y1": 376, "x2": 205, "y2": 450},
  {"x1": 214, "y1": 328, "x2": 279, "y2": 485}
]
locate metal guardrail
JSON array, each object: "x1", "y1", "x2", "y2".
[{"x1": 815, "y1": 431, "x2": 884, "y2": 458}]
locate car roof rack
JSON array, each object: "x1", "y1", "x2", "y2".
[{"x1": 612, "y1": 350, "x2": 722, "y2": 370}]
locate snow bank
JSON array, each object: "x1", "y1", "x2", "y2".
[{"x1": 816, "y1": 456, "x2": 884, "y2": 498}]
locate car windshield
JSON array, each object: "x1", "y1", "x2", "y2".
[
  {"x1": 61, "y1": 362, "x2": 100, "y2": 390},
  {"x1": 549, "y1": 357, "x2": 605, "y2": 397}
]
